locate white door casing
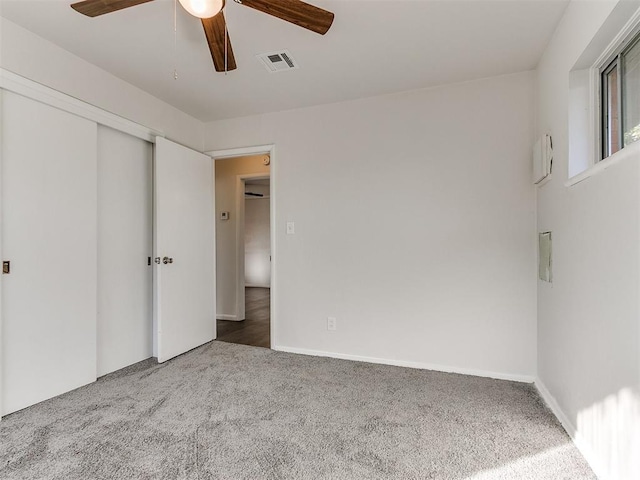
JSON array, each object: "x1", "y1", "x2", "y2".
[
  {"x1": 154, "y1": 137, "x2": 215, "y2": 363},
  {"x1": 207, "y1": 144, "x2": 276, "y2": 348}
]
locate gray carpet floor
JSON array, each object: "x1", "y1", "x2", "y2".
[{"x1": 0, "y1": 341, "x2": 595, "y2": 480}]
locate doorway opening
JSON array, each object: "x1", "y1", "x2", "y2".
[{"x1": 212, "y1": 152, "x2": 273, "y2": 349}]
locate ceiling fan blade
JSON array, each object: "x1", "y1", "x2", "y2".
[
  {"x1": 71, "y1": 0, "x2": 154, "y2": 17},
  {"x1": 202, "y1": 12, "x2": 237, "y2": 72},
  {"x1": 240, "y1": 0, "x2": 334, "y2": 35}
]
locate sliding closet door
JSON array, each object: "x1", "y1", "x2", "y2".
[
  {"x1": 1, "y1": 91, "x2": 97, "y2": 415},
  {"x1": 97, "y1": 126, "x2": 153, "y2": 377},
  {"x1": 154, "y1": 137, "x2": 215, "y2": 363}
]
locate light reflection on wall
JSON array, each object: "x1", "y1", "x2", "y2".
[
  {"x1": 244, "y1": 190, "x2": 270, "y2": 288},
  {"x1": 577, "y1": 387, "x2": 640, "y2": 480},
  {"x1": 245, "y1": 251, "x2": 270, "y2": 287}
]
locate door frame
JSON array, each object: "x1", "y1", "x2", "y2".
[
  {"x1": 0, "y1": 89, "x2": 4, "y2": 418},
  {"x1": 206, "y1": 145, "x2": 277, "y2": 348}
]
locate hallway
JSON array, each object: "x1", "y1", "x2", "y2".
[{"x1": 216, "y1": 287, "x2": 270, "y2": 348}]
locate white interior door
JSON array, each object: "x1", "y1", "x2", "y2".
[
  {"x1": 154, "y1": 137, "x2": 215, "y2": 363},
  {"x1": 97, "y1": 126, "x2": 153, "y2": 376},
  {"x1": 1, "y1": 91, "x2": 98, "y2": 415}
]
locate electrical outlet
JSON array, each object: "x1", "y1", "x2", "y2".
[{"x1": 327, "y1": 317, "x2": 337, "y2": 331}]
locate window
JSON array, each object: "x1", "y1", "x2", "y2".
[{"x1": 601, "y1": 31, "x2": 640, "y2": 159}]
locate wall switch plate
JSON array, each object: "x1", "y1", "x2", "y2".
[
  {"x1": 286, "y1": 221, "x2": 295, "y2": 235},
  {"x1": 220, "y1": 212, "x2": 229, "y2": 220},
  {"x1": 327, "y1": 317, "x2": 337, "y2": 331}
]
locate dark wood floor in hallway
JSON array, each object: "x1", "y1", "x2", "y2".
[{"x1": 216, "y1": 287, "x2": 270, "y2": 348}]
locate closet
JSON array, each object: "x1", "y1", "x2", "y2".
[
  {"x1": 0, "y1": 85, "x2": 215, "y2": 416},
  {"x1": 1, "y1": 93, "x2": 153, "y2": 415}
]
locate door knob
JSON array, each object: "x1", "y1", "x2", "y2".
[{"x1": 162, "y1": 256, "x2": 174, "y2": 264}]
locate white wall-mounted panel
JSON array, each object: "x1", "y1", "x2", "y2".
[
  {"x1": 1, "y1": 91, "x2": 97, "y2": 415},
  {"x1": 97, "y1": 126, "x2": 153, "y2": 377},
  {"x1": 533, "y1": 134, "x2": 553, "y2": 184}
]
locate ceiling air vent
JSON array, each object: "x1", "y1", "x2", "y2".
[{"x1": 256, "y1": 50, "x2": 299, "y2": 73}]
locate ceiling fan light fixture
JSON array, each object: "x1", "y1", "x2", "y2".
[{"x1": 178, "y1": 0, "x2": 224, "y2": 19}]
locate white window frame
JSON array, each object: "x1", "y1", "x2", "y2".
[
  {"x1": 567, "y1": 6, "x2": 640, "y2": 186},
  {"x1": 599, "y1": 28, "x2": 640, "y2": 160}
]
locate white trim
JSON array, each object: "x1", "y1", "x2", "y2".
[
  {"x1": 216, "y1": 314, "x2": 241, "y2": 321},
  {"x1": 208, "y1": 145, "x2": 277, "y2": 348},
  {"x1": 535, "y1": 379, "x2": 607, "y2": 480},
  {"x1": 274, "y1": 345, "x2": 535, "y2": 383},
  {"x1": 592, "y1": 6, "x2": 640, "y2": 71},
  {"x1": 568, "y1": 3, "x2": 640, "y2": 177},
  {"x1": 587, "y1": 64, "x2": 602, "y2": 171},
  {"x1": 589, "y1": 5, "x2": 640, "y2": 173},
  {"x1": 0, "y1": 68, "x2": 163, "y2": 143},
  {"x1": 535, "y1": 379, "x2": 577, "y2": 437},
  {"x1": 566, "y1": 139, "x2": 640, "y2": 187},
  {"x1": 0, "y1": 89, "x2": 4, "y2": 419},
  {"x1": 206, "y1": 145, "x2": 273, "y2": 159}
]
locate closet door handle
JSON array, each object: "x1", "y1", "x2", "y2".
[
  {"x1": 154, "y1": 257, "x2": 162, "y2": 265},
  {"x1": 162, "y1": 256, "x2": 174, "y2": 265}
]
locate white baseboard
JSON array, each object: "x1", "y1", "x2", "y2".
[
  {"x1": 273, "y1": 345, "x2": 535, "y2": 383},
  {"x1": 534, "y1": 379, "x2": 577, "y2": 437},
  {"x1": 216, "y1": 314, "x2": 243, "y2": 321},
  {"x1": 535, "y1": 379, "x2": 606, "y2": 480}
]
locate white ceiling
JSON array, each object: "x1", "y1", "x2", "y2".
[{"x1": 0, "y1": 0, "x2": 569, "y2": 122}]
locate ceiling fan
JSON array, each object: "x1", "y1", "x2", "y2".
[{"x1": 70, "y1": 0, "x2": 335, "y2": 73}]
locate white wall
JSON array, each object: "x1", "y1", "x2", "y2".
[
  {"x1": 536, "y1": 1, "x2": 640, "y2": 478},
  {"x1": 215, "y1": 156, "x2": 270, "y2": 319},
  {"x1": 97, "y1": 126, "x2": 153, "y2": 377},
  {"x1": 205, "y1": 72, "x2": 537, "y2": 379},
  {"x1": 0, "y1": 17, "x2": 203, "y2": 150},
  {"x1": 245, "y1": 193, "x2": 271, "y2": 288}
]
